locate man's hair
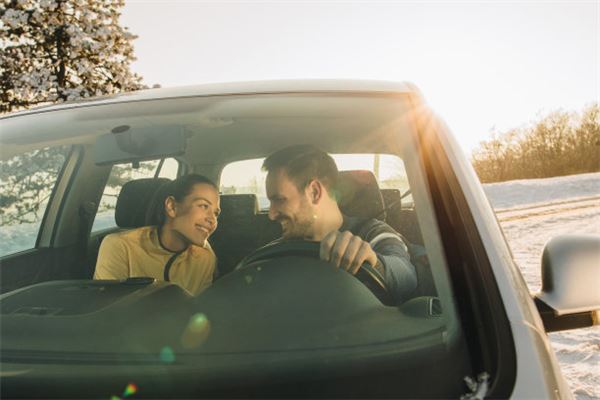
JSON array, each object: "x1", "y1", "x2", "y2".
[
  {"x1": 262, "y1": 144, "x2": 339, "y2": 194},
  {"x1": 147, "y1": 174, "x2": 217, "y2": 226}
]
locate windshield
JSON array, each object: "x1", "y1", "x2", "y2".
[{"x1": 0, "y1": 92, "x2": 471, "y2": 398}]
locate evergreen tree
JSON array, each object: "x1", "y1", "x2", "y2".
[
  {"x1": 0, "y1": 0, "x2": 146, "y2": 226},
  {"x1": 1, "y1": 0, "x2": 144, "y2": 113}
]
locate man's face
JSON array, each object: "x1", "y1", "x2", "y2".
[
  {"x1": 266, "y1": 169, "x2": 315, "y2": 239},
  {"x1": 170, "y1": 183, "x2": 220, "y2": 247}
]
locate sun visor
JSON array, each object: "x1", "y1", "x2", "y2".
[{"x1": 95, "y1": 125, "x2": 186, "y2": 165}]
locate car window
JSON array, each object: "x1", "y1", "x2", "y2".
[
  {"x1": 0, "y1": 93, "x2": 479, "y2": 398},
  {"x1": 0, "y1": 145, "x2": 71, "y2": 257},
  {"x1": 91, "y1": 158, "x2": 179, "y2": 232},
  {"x1": 220, "y1": 154, "x2": 412, "y2": 209}
]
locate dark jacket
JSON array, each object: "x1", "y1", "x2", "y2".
[{"x1": 340, "y1": 215, "x2": 418, "y2": 304}]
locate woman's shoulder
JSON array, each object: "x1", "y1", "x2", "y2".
[
  {"x1": 188, "y1": 241, "x2": 216, "y2": 259},
  {"x1": 104, "y1": 226, "x2": 156, "y2": 244}
]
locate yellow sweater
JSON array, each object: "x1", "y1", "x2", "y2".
[{"x1": 93, "y1": 226, "x2": 216, "y2": 295}]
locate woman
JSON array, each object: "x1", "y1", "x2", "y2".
[{"x1": 94, "y1": 174, "x2": 220, "y2": 295}]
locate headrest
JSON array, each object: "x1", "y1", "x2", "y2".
[
  {"x1": 338, "y1": 170, "x2": 385, "y2": 220},
  {"x1": 115, "y1": 178, "x2": 171, "y2": 228},
  {"x1": 219, "y1": 194, "x2": 259, "y2": 220}
]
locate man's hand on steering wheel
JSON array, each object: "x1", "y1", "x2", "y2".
[
  {"x1": 320, "y1": 230, "x2": 379, "y2": 275},
  {"x1": 239, "y1": 239, "x2": 392, "y2": 305}
]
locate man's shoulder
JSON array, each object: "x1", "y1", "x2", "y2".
[
  {"x1": 343, "y1": 216, "x2": 397, "y2": 237},
  {"x1": 344, "y1": 216, "x2": 409, "y2": 251}
]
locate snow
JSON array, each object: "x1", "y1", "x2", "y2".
[
  {"x1": 484, "y1": 172, "x2": 600, "y2": 400},
  {"x1": 484, "y1": 172, "x2": 600, "y2": 210}
]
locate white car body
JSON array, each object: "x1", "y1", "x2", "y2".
[{"x1": 1, "y1": 80, "x2": 597, "y2": 399}]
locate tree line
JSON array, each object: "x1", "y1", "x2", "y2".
[{"x1": 471, "y1": 104, "x2": 600, "y2": 183}]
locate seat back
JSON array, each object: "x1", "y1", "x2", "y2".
[
  {"x1": 86, "y1": 178, "x2": 171, "y2": 277},
  {"x1": 218, "y1": 194, "x2": 259, "y2": 220},
  {"x1": 210, "y1": 194, "x2": 261, "y2": 277},
  {"x1": 115, "y1": 178, "x2": 172, "y2": 228},
  {"x1": 338, "y1": 170, "x2": 385, "y2": 220}
]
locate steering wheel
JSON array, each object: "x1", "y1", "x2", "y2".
[{"x1": 238, "y1": 240, "x2": 393, "y2": 305}]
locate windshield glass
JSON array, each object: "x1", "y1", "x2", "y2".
[{"x1": 0, "y1": 92, "x2": 469, "y2": 397}]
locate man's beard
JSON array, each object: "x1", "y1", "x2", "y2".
[
  {"x1": 279, "y1": 216, "x2": 314, "y2": 239},
  {"x1": 278, "y1": 202, "x2": 315, "y2": 240}
]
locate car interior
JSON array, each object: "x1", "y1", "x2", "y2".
[
  {"x1": 86, "y1": 167, "x2": 429, "y2": 285},
  {"x1": 0, "y1": 93, "x2": 489, "y2": 397}
]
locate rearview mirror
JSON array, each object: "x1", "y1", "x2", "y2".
[
  {"x1": 95, "y1": 125, "x2": 186, "y2": 165},
  {"x1": 534, "y1": 235, "x2": 600, "y2": 332}
]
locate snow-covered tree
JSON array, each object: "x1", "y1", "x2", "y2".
[
  {"x1": 0, "y1": 0, "x2": 146, "y2": 227},
  {"x1": 0, "y1": 0, "x2": 144, "y2": 113}
]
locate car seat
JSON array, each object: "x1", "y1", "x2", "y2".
[
  {"x1": 209, "y1": 194, "x2": 261, "y2": 277},
  {"x1": 115, "y1": 178, "x2": 172, "y2": 228},
  {"x1": 85, "y1": 178, "x2": 171, "y2": 277},
  {"x1": 338, "y1": 170, "x2": 386, "y2": 220}
]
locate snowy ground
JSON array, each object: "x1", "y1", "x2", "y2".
[{"x1": 483, "y1": 172, "x2": 600, "y2": 400}]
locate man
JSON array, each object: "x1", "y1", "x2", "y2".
[{"x1": 263, "y1": 145, "x2": 417, "y2": 304}]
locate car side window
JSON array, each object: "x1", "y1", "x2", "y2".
[
  {"x1": 91, "y1": 158, "x2": 180, "y2": 232},
  {"x1": 0, "y1": 145, "x2": 72, "y2": 257}
]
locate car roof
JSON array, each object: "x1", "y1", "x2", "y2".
[
  {"x1": 0, "y1": 80, "x2": 426, "y2": 164},
  {"x1": 1, "y1": 79, "x2": 421, "y2": 119}
]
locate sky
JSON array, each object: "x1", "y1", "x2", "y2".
[{"x1": 120, "y1": 1, "x2": 599, "y2": 154}]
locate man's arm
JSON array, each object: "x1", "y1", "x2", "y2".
[
  {"x1": 320, "y1": 220, "x2": 417, "y2": 304},
  {"x1": 93, "y1": 234, "x2": 130, "y2": 280},
  {"x1": 367, "y1": 225, "x2": 418, "y2": 304}
]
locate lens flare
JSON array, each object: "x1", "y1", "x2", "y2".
[
  {"x1": 181, "y1": 313, "x2": 211, "y2": 349},
  {"x1": 159, "y1": 346, "x2": 176, "y2": 364},
  {"x1": 122, "y1": 382, "x2": 137, "y2": 397}
]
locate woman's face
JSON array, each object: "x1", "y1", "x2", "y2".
[{"x1": 167, "y1": 183, "x2": 220, "y2": 247}]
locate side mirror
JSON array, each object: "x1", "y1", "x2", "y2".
[{"x1": 534, "y1": 235, "x2": 600, "y2": 332}]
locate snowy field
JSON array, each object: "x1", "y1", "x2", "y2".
[{"x1": 483, "y1": 172, "x2": 600, "y2": 400}]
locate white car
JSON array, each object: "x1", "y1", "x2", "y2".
[{"x1": 0, "y1": 80, "x2": 598, "y2": 398}]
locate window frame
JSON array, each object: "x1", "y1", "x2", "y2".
[
  {"x1": 416, "y1": 115, "x2": 517, "y2": 397},
  {"x1": 42, "y1": 145, "x2": 84, "y2": 248}
]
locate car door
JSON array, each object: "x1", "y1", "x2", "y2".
[{"x1": 0, "y1": 142, "x2": 182, "y2": 293}]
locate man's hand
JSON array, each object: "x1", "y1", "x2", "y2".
[{"x1": 320, "y1": 230, "x2": 378, "y2": 275}]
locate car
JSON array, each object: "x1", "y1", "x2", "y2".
[{"x1": 0, "y1": 80, "x2": 598, "y2": 399}]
